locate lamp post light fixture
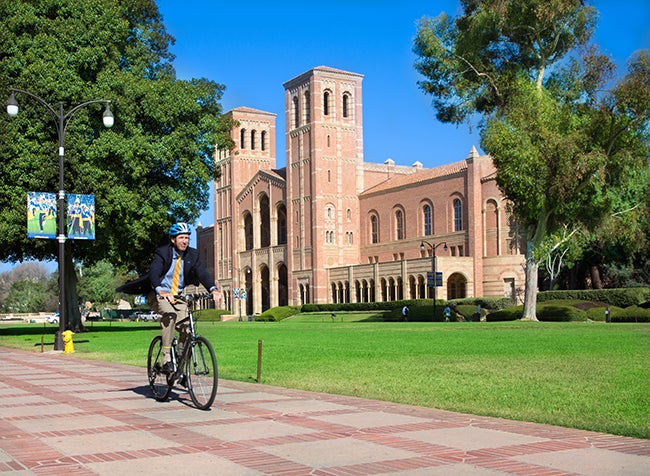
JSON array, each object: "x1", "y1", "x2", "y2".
[
  {"x1": 420, "y1": 240, "x2": 448, "y2": 321},
  {"x1": 7, "y1": 88, "x2": 114, "y2": 350}
]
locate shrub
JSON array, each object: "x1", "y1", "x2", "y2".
[
  {"x1": 454, "y1": 304, "x2": 485, "y2": 321},
  {"x1": 485, "y1": 306, "x2": 521, "y2": 321},
  {"x1": 538, "y1": 288, "x2": 650, "y2": 307},
  {"x1": 301, "y1": 301, "x2": 393, "y2": 312},
  {"x1": 620, "y1": 306, "x2": 650, "y2": 323},
  {"x1": 536, "y1": 304, "x2": 586, "y2": 322},
  {"x1": 448, "y1": 297, "x2": 513, "y2": 310},
  {"x1": 258, "y1": 306, "x2": 301, "y2": 322},
  {"x1": 196, "y1": 309, "x2": 230, "y2": 322}
]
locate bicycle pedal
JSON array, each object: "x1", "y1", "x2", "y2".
[{"x1": 178, "y1": 374, "x2": 187, "y2": 388}]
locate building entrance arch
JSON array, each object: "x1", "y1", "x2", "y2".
[{"x1": 447, "y1": 273, "x2": 467, "y2": 299}]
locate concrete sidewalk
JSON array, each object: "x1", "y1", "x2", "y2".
[{"x1": 0, "y1": 346, "x2": 648, "y2": 475}]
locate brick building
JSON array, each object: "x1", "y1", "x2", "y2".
[{"x1": 201, "y1": 66, "x2": 526, "y2": 316}]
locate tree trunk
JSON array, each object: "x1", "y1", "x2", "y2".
[
  {"x1": 64, "y1": 247, "x2": 84, "y2": 332},
  {"x1": 590, "y1": 265, "x2": 603, "y2": 289},
  {"x1": 521, "y1": 249, "x2": 539, "y2": 321}
]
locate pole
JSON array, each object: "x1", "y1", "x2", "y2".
[
  {"x1": 238, "y1": 291, "x2": 242, "y2": 321},
  {"x1": 6, "y1": 88, "x2": 113, "y2": 350},
  {"x1": 421, "y1": 240, "x2": 446, "y2": 323},
  {"x1": 55, "y1": 102, "x2": 66, "y2": 350},
  {"x1": 432, "y1": 252, "x2": 437, "y2": 322},
  {"x1": 257, "y1": 339, "x2": 263, "y2": 382}
]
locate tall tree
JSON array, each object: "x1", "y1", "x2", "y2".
[
  {"x1": 0, "y1": 0, "x2": 234, "y2": 330},
  {"x1": 77, "y1": 260, "x2": 123, "y2": 307},
  {"x1": 414, "y1": 0, "x2": 650, "y2": 319}
]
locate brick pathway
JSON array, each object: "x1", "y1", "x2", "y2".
[{"x1": 0, "y1": 346, "x2": 648, "y2": 475}]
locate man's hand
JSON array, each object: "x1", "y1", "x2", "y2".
[
  {"x1": 157, "y1": 290, "x2": 176, "y2": 304},
  {"x1": 211, "y1": 290, "x2": 222, "y2": 307}
]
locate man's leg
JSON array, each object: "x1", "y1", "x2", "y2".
[
  {"x1": 175, "y1": 311, "x2": 191, "y2": 358},
  {"x1": 153, "y1": 296, "x2": 187, "y2": 365}
]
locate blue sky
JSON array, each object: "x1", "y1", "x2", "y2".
[
  {"x1": 155, "y1": 0, "x2": 649, "y2": 228},
  {"x1": 2, "y1": 1, "x2": 648, "y2": 272}
]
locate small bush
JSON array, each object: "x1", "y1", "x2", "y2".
[
  {"x1": 615, "y1": 306, "x2": 650, "y2": 323},
  {"x1": 486, "y1": 306, "x2": 521, "y2": 321},
  {"x1": 454, "y1": 304, "x2": 485, "y2": 321},
  {"x1": 537, "y1": 304, "x2": 585, "y2": 322},
  {"x1": 196, "y1": 309, "x2": 230, "y2": 322},
  {"x1": 258, "y1": 306, "x2": 301, "y2": 322}
]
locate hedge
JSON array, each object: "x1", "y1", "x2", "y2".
[
  {"x1": 301, "y1": 299, "x2": 452, "y2": 321},
  {"x1": 538, "y1": 288, "x2": 650, "y2": 308}
]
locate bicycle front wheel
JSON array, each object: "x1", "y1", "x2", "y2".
[
  {"x1": 147, "y1": 336, "x2": 172, "y2": 402},
  {"x1": 186, "y1": 336, "x2": 218, "y2": 410}
]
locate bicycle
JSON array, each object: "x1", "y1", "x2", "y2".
[{"x1": 147, "y1": 293, "x2": 218, "y2": 410}]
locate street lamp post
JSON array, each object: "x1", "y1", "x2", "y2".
[
  {"x1": 420, "y1": 240, "x2": 447, "y2": 321},
  {"x1": 7, "y1": 88, "x2": 113, "y2": 350},
  {"x1": 235, "y1": 267, "x2": 250, "y2": 321}
]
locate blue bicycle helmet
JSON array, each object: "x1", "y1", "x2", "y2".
[{"x1": 168, "y1": 222, "x2": 191, "y2": 237}]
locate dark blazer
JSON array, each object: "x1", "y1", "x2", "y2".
[
  {"x1": 116, "y1": 244, "x2": 216, "y2": 295},
  {"x1": 149, "y1": 243, "x2": 216, "y2": 292}
]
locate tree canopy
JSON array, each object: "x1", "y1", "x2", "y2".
[
  {"x1": 414, "y1": 0, "x2": 650, "y2": 319},
  {"x1": 0, "y1": 0, "x2": 234, "y2": 329}
]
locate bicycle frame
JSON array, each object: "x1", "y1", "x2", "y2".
[
  {"x1": 147, "y1": 293, "x2": 218, "y2": 410},
  {"x1": 169, "y1": 296, "x2": 201, "y2": 376}
]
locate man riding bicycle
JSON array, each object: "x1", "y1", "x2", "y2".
[{"x1": 149, "y1": 223, "x2": 221, "y2": 374}]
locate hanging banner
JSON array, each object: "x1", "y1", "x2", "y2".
[
  {"x1": 27, "y1": 192, "x2": 57, "y2": 239},
  {"x1": 67, "y1": 194, "x2": 95, "y2": 240}
]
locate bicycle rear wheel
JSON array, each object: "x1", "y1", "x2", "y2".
[
  {"x1": 147, "y1": 336, "x2": 172, "y2": 401},
  {"x1": 186, "y1": 336, "x2": 218, "y2": 410}
]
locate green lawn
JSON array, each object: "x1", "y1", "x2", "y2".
[{"x1": 1, "y1": 318, "x2": 648, "y2": 439}]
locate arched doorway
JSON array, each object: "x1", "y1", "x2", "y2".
[{"x1": 447, "y1": 272, "x2": 467, "y2": 299}]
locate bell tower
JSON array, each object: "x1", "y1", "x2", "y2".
[{"x1": 284, "y1": 66, "x2": 364, "y2": 303}]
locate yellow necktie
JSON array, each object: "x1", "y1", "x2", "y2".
[{"x1": 170, "y1": 255, "x2": 182, "y2": 298}]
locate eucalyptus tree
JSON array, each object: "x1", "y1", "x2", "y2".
[
  {"x1": 414, "y1": 0, "x2": 650, "y2": 319},
  {"x1": 0, "y1": 0, "x2": 234, "y2": 330}
]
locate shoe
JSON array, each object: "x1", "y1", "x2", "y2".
[{"x1": 162, "y1": 361, "x2": 174, "y2": 374}]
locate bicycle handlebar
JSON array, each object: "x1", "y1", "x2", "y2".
[{"x1": 172, "y1": 293, "x2": 214, "y2": 304}]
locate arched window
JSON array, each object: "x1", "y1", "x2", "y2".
[
  {"x1": 323, "y1": 91, "x2": 330, "y2": 116},
  {"x1": 277, "y1": 204, "x2": 287, "y2": 245},
  {"x1": 342, "y1": 93, "x2": 350, "y2": 118},
  {"x1": 395, "y1": 210, "x2": 404, "y2": 240},
  {"x1": 293, "y1": 96, "x2": 300, "y2": 128},
  {"x1": 454, "y1": 198, "x2": 463, "y2": 231},
  {"x1": 423, "y1": 204, "x2": 432, "y2": 236},
  {"x1": 370, "y1": 215, "x2": 379, "y2": 244},
  {"x1": 240, "y1": 128, "x2": 246, "y2": 149},
  {"x1": 243, "y1": 212, "x2": 253, "y2": 250},
  {"x1": 260, "y1": 194, "x2": 270, "y2": 248},
  {"x1": 485, "y1": 199, "x2": 499, "y2": 257},
  {"x1": 251, "y1": 130, "x2": 256, "y2": 150},
  {"x1": 261, "y1": 131, "x2": 266, "y2": 151},
  {"x1": 304, "y1": 90, "x2": 310, "y2": 123}
]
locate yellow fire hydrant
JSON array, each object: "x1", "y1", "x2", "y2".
[{"x1": 62, "y1": 330, "x2": 75, "y2": 354}]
